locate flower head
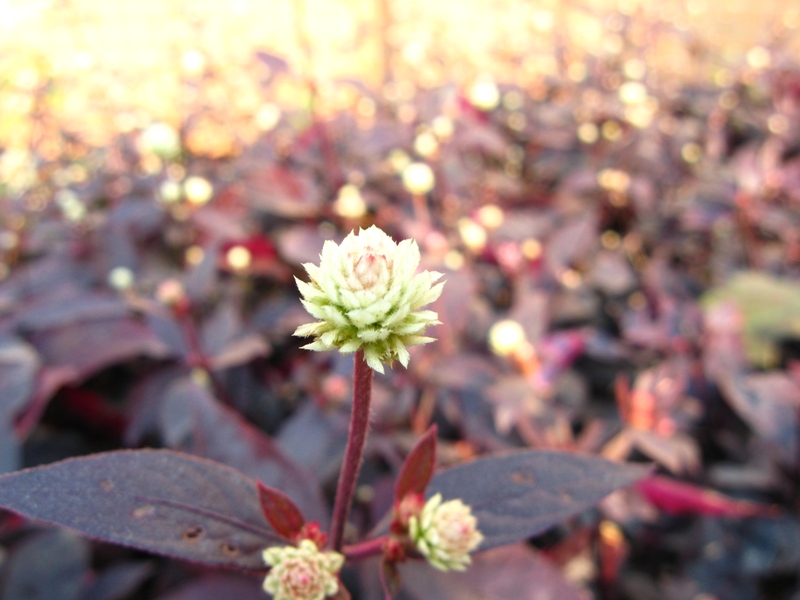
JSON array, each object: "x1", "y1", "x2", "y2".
[
  {"x1": 408, "y1": 493, "x2": 483, "y2": 572},
  {"x1": 293, "y1": 226, "x2": 444, "y2": 373},
  {"x1": 262, "y1": 539, "x2": 344, "y2": 600}
]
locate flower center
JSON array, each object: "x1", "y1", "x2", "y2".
[{"x1": 347, "y1": 245, "x2": 392, "y2": 292}]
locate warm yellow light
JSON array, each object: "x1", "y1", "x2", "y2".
[
  {"x1": 601, "y1": 121, "x2": 623, "y2": 141},
  {"x1": 402, "y1": 162, "x2": 435, "y2": 195},
  {"x1": 156, "y1": 279, "x2": 186, "y2": 306},
  {"x1": 681, "y1": 142, "x2": 702, "y2": 164},
  {"x1": 140, "y1": 122, "x2": 181, "y2": 159},
  {"x1": 746, "y1": 46, "x2": 770, "y2": 69},
  {"x1": 108, "y1": 266, "x2": 135, "y2": 290},
  {"x1": 443, "y1": 250, "x2": 464, "y2": 270},
  {"x1": 458, "y1": 217, "x2": 487, "y2": 252},
  {"x1": 507, "y1": 113, "x2": 526, "y2": 131},
  {"x1": 388, "y1": 149, "x2": 411, "y2": 173},
  {"x1": 598, "y1": 169, "x2": 630, "y2": 193},
  {"x1": 226, "y1": 245, "x2": 252, "y2": 271},
  {"x1": 414, "y1": 131, "x2": 439, "y2": 157},
  {"x1": 184, "y1": 176, "x2": 213, "y2": 205},
  {"x1": 578, "y1": 123, "x2": 599, "y2": 144},
  {"x1": 432, "y1": 116, "x2": 454, "y2": 140},
  {"x1": 768, "y1": 114, "x2": 789, "y2": 135},
  {"x1": 476, "y1": 204, "x2": 504, "y2": 230},
  {"x1": 623, "y1": 59, "x2": 646, "y2": 80},
  {"x1": 618, "y1": 82, "x2": 648, "y2": 105},
  {"x1": 521, "y1": 238, "x2": 542, "y2": 260},
  {"x1": 601, "y1": 230, "x2": 621, "y2": 250},
  {"x1": 186, "y1": 245, "x2": 205, "y2": 266},
  {"x1": 333, "y1": 184, "x2": 367, "y2": 218},
  {"x1": 159, "y1": 180, "x2": 182, "y2": 204},
  {"x1": 256, "y1": 103, "x2": 281, "y2": 131},
  {"x1": 560, "y1": 268, "x2": 582, "y2": 289},
  {"x1": 502, "y1": 91, "x2": 524, "y2": 111},
  {"x1": 489, "y1": 320, "x2": 527, "y2": 356},
  {"x1": 181, "y1": 50, "x2": 206, "y2": 75},
  {"x1": 468, "y1": 78, "x2": 500, "y2": 111}
]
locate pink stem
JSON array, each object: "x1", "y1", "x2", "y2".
[
  {"x1": 343, "y1": 536, "x2": 387, "y2": 560},
  {"x1": 329, "y1": 349, "x2": 374, "y2": 551}
]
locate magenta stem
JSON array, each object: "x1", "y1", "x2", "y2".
[
  {"x1": 329, "y1": 349, "x2": 374, "y2": 551},
  {"x1": 343, "y1": 536, "x2": 387, "y2": 560}
]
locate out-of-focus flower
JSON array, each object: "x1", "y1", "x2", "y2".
[
  {"x1": 262, "y1": 539, "x2": 344, "y2": 600},
  {"x1": 409, "y1": 493, "x2": 483, "y2": 571},
  {"x1": 294, "y1": 226, "x2": 444, "y2": 373}
]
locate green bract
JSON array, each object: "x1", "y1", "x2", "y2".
[{"x1": 293, "y1": 226, "x2": 444, "y2": 373}]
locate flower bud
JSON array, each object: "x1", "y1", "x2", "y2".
[
  {"x1": 262, "y1": 539, "x2": 344, "y2": 600},
  {"x1": 409, "y1": 493, "x2": 483, "y2": 571},
  {"x1": 293, "y1": 226, "x2": 444, "y2": 373}
]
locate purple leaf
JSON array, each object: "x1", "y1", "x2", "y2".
[
  {"x1": 427, "y1": 450, "x2": 649, "y2": 550},
  {"x1": 395, "y1": 425, "x2": 437, "y2": 502},
  {"x1": 257, "y1": 482, "x2": 306, "y2": 540},
  {"x1": 29, "y1": 317, "x2": 171, "y2": 378},
  {"x1": 0, "y1": 335, "x2": 40, "y2": 417},
  {"x1": 82, "y1": 561, "x2": 155, "y2": 600},
  {"x1": 0, "y1": 336, "x2": 40, "y2": 473},
  {"x1": 401, "y1": 543, "x2": 589, "y2": 600},
  {"x1": 156, "y1": 574, "x2": 265, "y2": 600},
  {"x1": 1, "y1": 529, "x2": 90, "y2": 600},
  {"x1": 160, "y1": 378, "x2": 328, "y2": 524},
  {"x1": 14, "y1": 288, "x2": 128, "y2": 333},
  {"x1": 0, "y1": 450, "x2": 282, "y2": 569},
  {"x1": 718, "y1": 372, "x2": 800, "y2": 468}
]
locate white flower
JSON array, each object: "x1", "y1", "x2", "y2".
[
  {"x1": 408, "y1": 493, "x2": 483, "y2": 572},
  {"x1": 293, "y1": 226, "x2": 444, "y2": 373},
  {"x1": 262, "y1": 539, "x2": 344, "y2": 600}
]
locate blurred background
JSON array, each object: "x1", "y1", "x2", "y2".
[{"x1": 1, "y1": 0, "x2": 798, "y2": 151}]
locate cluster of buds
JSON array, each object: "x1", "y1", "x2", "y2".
[
  {"x1": 293, "y1": 226, "x2": 444, "y2": 373},
  {"x1": 262, "y1": 539, "x2": 344, "y2": 600}
]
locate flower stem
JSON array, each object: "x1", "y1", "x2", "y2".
[
  {"x1": 343, "y1": 536, "x2": 387, "y2": 560},
  {"x1": 329, "y1": 349, "x2": 374, "y2": 551}
]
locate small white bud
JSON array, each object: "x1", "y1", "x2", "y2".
[{"x1": 409, "y1": 493, "x2": 484, "y2": 571}]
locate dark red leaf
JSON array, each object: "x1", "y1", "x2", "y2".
[
  {"x1": 0, "y1": 450, "x2": 282, "y2": 569},
  {"x1": 427, "y1": 451, "x2": 649, "y2": 550},
  {"x1": 257, "y1": 482, "x2": 306, "y2": 540},
  {"x1": 395, "y1": 425, "x2": 437, "y2": 502},
  {"x1": 635, "y1": 475, "x2": 778, "y2": 517}
]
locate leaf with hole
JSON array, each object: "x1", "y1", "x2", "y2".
[{"x1": 0, "y1": 450, "x2": 283, "y2": 569}]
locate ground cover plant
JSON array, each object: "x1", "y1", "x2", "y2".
[{"x1": 1, "y1": 1, "x2": 800, "y2": 598}]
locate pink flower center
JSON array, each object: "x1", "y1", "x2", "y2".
[
  {"x1": 346, "y1": 245, "x2": 392, "y2": 291},
  {"x1": 280, "y1": 558, "x2": 324, "y2": 598}
]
